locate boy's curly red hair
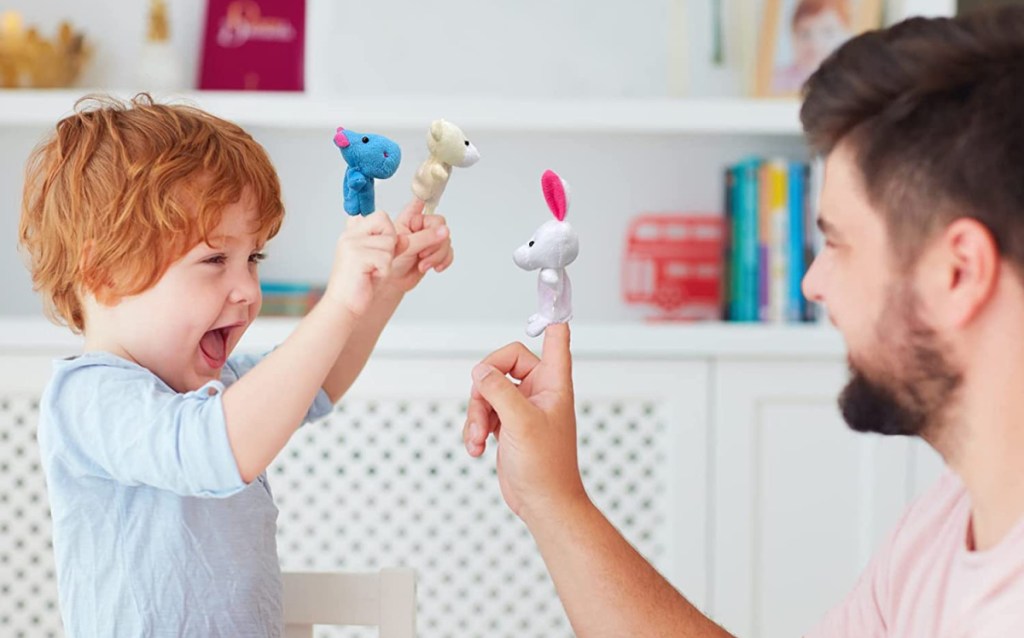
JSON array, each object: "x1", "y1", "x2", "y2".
[{"x1": 18, "y1": 93, "x2": 284, "y2": 333}]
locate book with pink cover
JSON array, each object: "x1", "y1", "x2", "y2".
[{"x1": 198, "y1": 0, "x2": 305, "y2": 91}]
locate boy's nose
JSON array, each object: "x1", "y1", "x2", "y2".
[{"x1": 229, "y1": 272, "x2": 260, "y2": 305}]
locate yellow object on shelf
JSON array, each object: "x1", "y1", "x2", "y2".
[{"x1": 0, "y1": 11, "x2": 91, "y2": 88}]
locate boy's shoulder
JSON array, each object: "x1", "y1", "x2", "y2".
[
  {"x1": 50, "y1": 351, "x2": 156, "y2": 384},
  {"x1": 48, "y1": 351, "x2": 166, "y2": 394},
  {"x1": 49, "y1": 351, "x2": 261, "y2": 389}
]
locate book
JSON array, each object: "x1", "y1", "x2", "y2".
[{"x1": 198, "y1": 0, "x2": 306, "y2": 91}]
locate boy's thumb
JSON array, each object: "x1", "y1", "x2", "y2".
[{"x1": 472, "y1": 364, "x2": 530, "y2": 422}]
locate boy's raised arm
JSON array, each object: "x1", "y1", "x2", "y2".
[
  {"x1": 221, "y1": 211, "x2": 396, "y2": 483},
  {"x1": 320, "y1": 199, "x2": 452, "y2": 403}
]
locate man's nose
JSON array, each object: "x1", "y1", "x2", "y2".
[{"x1": 801, "y1": 255, "x2": 825, "y2": 304}]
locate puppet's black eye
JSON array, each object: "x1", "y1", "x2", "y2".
[
  {"x1": 362, "y1": 136, "x2": 369, "y2": 143},
  {"x1": 528, "y1": 241, "x2": 535, "y2": 247},
  {"x1": 464, "y1": 140, "x2": 470, "y2": 146}
]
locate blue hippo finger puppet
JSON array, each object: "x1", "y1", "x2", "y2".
[
  {"x1": 411, "y1": 119, "x2": 480, "y2": 215},
  {"x1": 513, "y1": 170, "x2": 579, "y2": 337},
  {"x1": 333, "y1": 126, "x2": 402, "y2": 216}
]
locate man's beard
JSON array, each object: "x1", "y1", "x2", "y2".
[{"x1": 838, "y1": 288, "x2": 962, "y2": 438}]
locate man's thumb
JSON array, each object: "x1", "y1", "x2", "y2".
[{"x1": 472, "y1": 364, "x2": 530, "y2": 421}]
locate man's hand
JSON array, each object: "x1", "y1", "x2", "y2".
[{"x1": 463, "y1": 324, "x2": 587, "y2": 523}]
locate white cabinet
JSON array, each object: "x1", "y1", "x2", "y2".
[
  {"x1": 0, "y1": 321, "x2": 954, "y2": 637},
  {"x1": 709, "y1": 360, "x2": 947, "y2": 637}
]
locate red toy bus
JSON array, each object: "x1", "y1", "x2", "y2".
[{"x1": 622, "y1": 214, "x2": 723, "y2": 320}]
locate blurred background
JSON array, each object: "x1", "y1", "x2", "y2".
[{"x1": 0, "y1": 1, "x2": 1009, "y2": 637}]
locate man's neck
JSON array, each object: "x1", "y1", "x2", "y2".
[{"x1": 942, "y1": 341, "x2": 1024, "y2": 551}]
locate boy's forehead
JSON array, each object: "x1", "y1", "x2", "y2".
[{"x1": 204, "y1": 206, "x2": 265, "y2": 245}]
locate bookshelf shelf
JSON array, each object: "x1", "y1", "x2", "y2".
[
  {"x1": 0, "y1": 317, "x2": 843, "y2": 358},
  {"x1": 0, "y1": 90, "x2": 803, "y2": 135}
]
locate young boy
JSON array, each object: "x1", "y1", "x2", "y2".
[{"x1": 18, "y1": 94, "x2": 453, "y2": 636}]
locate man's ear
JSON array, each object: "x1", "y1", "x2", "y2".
[{"x1": 933, "y1": 217, "x2": 999, "y2": 328}]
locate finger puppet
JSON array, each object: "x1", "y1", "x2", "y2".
[
  {"x1": 411, "y1": 119, "x2": 480, "y2": 215},
  {"x1": 333, "y1": 126, "x2": 402, "y2": 216},
  {"x1": 513, "y1": 170, "x2": 579, "y2": 337}
]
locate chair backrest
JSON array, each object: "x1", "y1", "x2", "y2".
[{"x1": 282, "y1": 568, "x2": 416, "y2": 638}]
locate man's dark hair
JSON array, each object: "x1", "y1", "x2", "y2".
[{"x1": 801, "y1": 6, "x2": 1024, "y2": 269}]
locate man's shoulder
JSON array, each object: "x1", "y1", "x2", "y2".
[
  {"x1": 888, "y1": 470, "x2": 969, "y2": 553},
  {"x1": 907, "y1": 471, "x2": 967, "y2": 519}
]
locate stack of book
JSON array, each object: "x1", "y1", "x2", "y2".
[
  {"x1": 259, "y1": 281, "x2": 324, "y2": 317},
  {"x1": 723, "y1": 157, "x2": 823, "y2": 323}
]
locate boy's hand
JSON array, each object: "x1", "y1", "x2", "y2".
[
  {"x1": 324, "y1": 211, "x2": 398, "y2": 319},
  {"x1": 387, "y1": 199, "x2": 454, "y2": 293}
]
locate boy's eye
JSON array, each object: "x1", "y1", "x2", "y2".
[
  {"x1": 249, "y1": 252, "x2": 267, "y2": 263},
  {"x1": 204, "y1": 255, "x2": 227, "y2": 265}
]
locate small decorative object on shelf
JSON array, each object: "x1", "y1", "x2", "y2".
[
  {"x1": 259, "y1": 281, "x2": 324, "y2": 316},
  {"x1": 411, "y1": 119, "x2": 480, "y2": 215},
  {"x1": 136, "y1": 0, "x2": 185, "y2": 91},
  {"x1": 514, "y1": 170, "x2": 579, "y2": 337},
  {"x1": 622, "y1": 213, "x2": 724, "y2": 322},
  {"x1": 199, "y1": 0, "x2": 306, "y2": 91},
  {"x1": 0, "y1": 11, "x2": 91, "y2": 88}
]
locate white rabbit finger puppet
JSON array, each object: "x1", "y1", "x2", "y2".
[
  {"x1": 411, "y1": 119, "x2": 480, "y2": 215},
  {"x1": 513, "y1": 170, "x2": 579, "y2": 337}
]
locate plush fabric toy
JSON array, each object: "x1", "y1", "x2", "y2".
[
  {"x1": 333, "y1": 126, "x2": 402, "y2": 216},
  {"x1": 513, "y1": 170, "x2": 579, "y2": 337},
  {"x1": 411, "y1": 119, "x2": 480, "y2": 215}
]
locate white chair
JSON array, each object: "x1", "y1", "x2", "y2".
[{"x1": 282, "y1": 568, "x2": 417, "y2": 638}]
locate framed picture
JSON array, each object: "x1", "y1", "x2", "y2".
[{"x1": 755, "y1": 0, "x2": 882, "y2": 97}]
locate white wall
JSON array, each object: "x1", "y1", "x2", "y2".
[
  {"x1": 0, "y1": 0, "x2": 749, "y2": 97},
  {"x1": 1, "y1": 1, "x2": 803, "y2": 322}
]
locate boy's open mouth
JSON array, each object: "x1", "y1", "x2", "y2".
[{"x1": 199, "y1": 327, "x2": 229, "y2": 369}]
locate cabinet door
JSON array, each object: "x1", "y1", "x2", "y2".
[
  {"x1": 711, "y1": 360, "x2": 920, "y2": 638},
  {"x1": 268, "y1": 355, "x2": 711, "y2": 638}
]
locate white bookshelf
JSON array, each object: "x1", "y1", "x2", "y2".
[{"x1": 0, "y1": 90, "x2": 803, "y2": 135}]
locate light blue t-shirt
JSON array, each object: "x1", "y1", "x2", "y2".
[{"x1": 36, "y1": 351, "x2": 333, "y2": 637}]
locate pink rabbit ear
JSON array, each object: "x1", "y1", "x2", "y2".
[
  {"x1": 541, "y1": 170, "x2": 569, "y2": 221},
  {"x1": 333, "y1": 126, "x2": 350, "y2": 148}
]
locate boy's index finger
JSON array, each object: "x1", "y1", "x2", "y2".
[{"x1": 396, "y1": 198, "x2": 426, "y2": 230}]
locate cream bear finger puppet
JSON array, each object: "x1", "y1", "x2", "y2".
[
  {"x1": 513, "y1": 170, "x2": 579, "y2": 337},
  {"x1": 334, "y1": 126, "x2": 402, "y2": 216},
  {"x1": 411, "y1": 119, "x2": 480, "y2": 215}
]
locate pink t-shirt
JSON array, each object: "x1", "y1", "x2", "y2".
[{"x1": 806, "y1": 472, "x2": 1024, "y2": 637}]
